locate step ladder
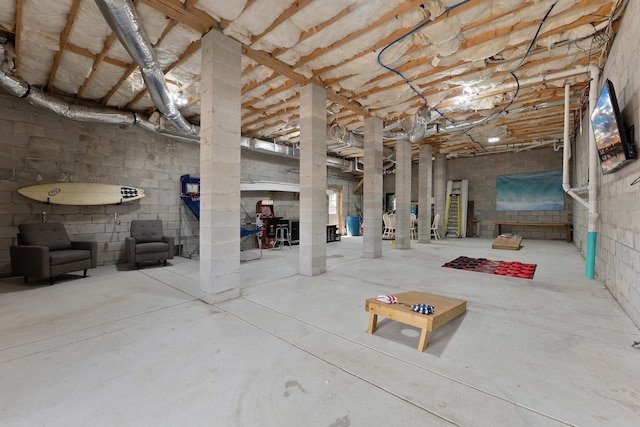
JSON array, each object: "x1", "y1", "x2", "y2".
[{"x1": 445, "y1": 180, "x2": 463, "y2": 238}]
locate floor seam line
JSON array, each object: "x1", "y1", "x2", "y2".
[
  {"x1": 222, "y1": 296, "x2": 576, "y2": 427},
  {"x1": 216, "y1": 301, "x2": 461, "y2": 426},
  {"x1": 0, "y1": 299, "x2": 197, "y2": 363}
]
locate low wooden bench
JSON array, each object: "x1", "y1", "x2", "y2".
[
  {"x1": 365, "y1": 291, "x2": 467, "y2": 352},
  {"x1": 494, "y1": 221, "x2": 572, "y2": 242}
]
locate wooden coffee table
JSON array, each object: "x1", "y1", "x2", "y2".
[{"x1": 365, "y1": 291, "x2": 467, "y2": 352}]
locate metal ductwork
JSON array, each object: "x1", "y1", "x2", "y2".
[
  {"x1": 383, "y1": 99, "x2": 568, "y2": 143},
  {"x1": 0, "y1": 66, "x2": 200, "y2": 142},
  {"x1": 241, "y1": 136, "x2": 299, "y2": 158},
  {"x1": 95, "y1": 0, "x2": 197, "y2": 135},
  {"x1": 27, "y1": 86, "x2": 136, "y2": 125},
  {"x1": 327, "y1": 130, "x2": 364, "y2": 151},
  {"x1": 374, "y1": 106, "x2": 432, "y2": 142},
  {"x1": 0, "y1": 68, "x2": 28, "y2": 97},
  {"x1": 241, "y1": 137, "x2": 358, "y2": 170},
  {"x1": 402, "y1": 105, "x2": 431, "y2": 142}
]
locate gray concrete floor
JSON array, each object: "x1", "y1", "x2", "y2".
[{"x1": 1, "y1": 237, "x2": 639, "y2": 426}]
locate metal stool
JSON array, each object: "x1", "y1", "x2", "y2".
[{"x1": 275, "y1": 226, "x2": 291, "y2": 249}]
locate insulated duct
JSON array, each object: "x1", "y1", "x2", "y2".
[
  {"x1": 27, "y1": 86, "x2": 136, "y2": 125},
  {"x1": 383, "y1": 68, "x2": 596, "y2": 144},
  {"x1": 0, "y1": 68, "x2": 199, "y2": 142},
  {"x1": 327, "y1": 130, "x2": 364, "y2": 151},
  {"x1": 402, "y1": 105, "x2": 431, "y2": 142},
  {"x1": 378, "y1": 106, "x2": 431, "y2": 142},
  {"x1": 95, "y1": 0, "x2": 197, "y2": 135}
]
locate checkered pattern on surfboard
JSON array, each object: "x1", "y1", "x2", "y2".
[{"x1": 120, "y1": 187, "x2": 139, "y2": 199}]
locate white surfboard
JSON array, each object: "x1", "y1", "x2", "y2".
[{"x1": 18, "y1": 183, "x2": 145, "y2": 205}]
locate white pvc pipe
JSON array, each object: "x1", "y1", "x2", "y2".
[
  {"x1": 483, "y1": 67, "x2": 592, "y2": 99},
  {"x1": 587, "y1": 64, "x2": 600, "y2": 232},
  {"x1": 562, "y1": 80, "x2": 589, "y2": 209},
  {"x1": 560, "y1": 65, "x2": 599, "y2": 278},
  {"x1": 584, "y1": 65, "x2": 600, "y2": 279}
]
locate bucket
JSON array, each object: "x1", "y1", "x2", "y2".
[{"x1": 346, "y1": 216, "x2": 360, "y2": 236}]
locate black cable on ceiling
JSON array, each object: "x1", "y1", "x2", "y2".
[{"x1": 437, "y1": 1, "x2": 559, "y2": 152}]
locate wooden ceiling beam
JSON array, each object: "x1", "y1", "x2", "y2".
[
  {"x1": 316, "y1": 0, "x2": 600, "y2": 113},
  {"x1": 242, "y1": 70, "x2": 277, "y2": 94},
  {"x1": 241, "y1": 79, "x2": 297, "y2": 109},
  {"x1": 248, "y1": 119, "x2": 289, "y2": 136},
  {"x1": 113, "y1": 16, "x2": 177, "y2": 107},
  {"x1": 65, "y1": 43, "x2": 129, "y2": 68},
  {"x1": 355, "y1": 47, "x2": 591, "y2": 115},
  {"x1": 108, "y1": 19, "x2": 177, "y2": 107},
  {"x1": 179, "y1": 74, "x2": 201, "y2": 93},
  {"x1": 138, "y1": 0, "x2": 215, "y2": 34},
  {"x1": 241, "y1": 43, "x2": 370, "y2": 117},
  {"x1": 14, "y1": 0, "x2": 23, "y2": 74},
  {"x1": 294, "y1": 0, "x2": 479, "y2": 70},
  {"x1": 47, "y1": 0, "x2": 82, "y2": 90},
  {"x1": 241, "y1": 45, "x2": 307, "y2": 85},
  {"x1": 126, "y1": 39, "x2": 201, "y2": 109},
  {"x1": 269, "y1": 0, "x2": 370, "y2": 62},
  {"x1": 321, "y1": 12, "x2": 545, "y2": 96},
  {"x1": 250, "y1": 0, "x2": 314, "y2": 44},
  {"x1": 102, "y1": 63, "x2": 137, "y2": 106},
  {"x1": 290, "y1": 0, "x2": 371, "y2": 51},
  {"x1": 78, "y1": 33, "x2": 117, "y2": 97},
  {"x1": 243, "y1": 104, "x2": 298, "y2": 129}
]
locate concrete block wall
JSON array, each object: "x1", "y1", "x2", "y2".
[
  {"x1": 446, "y1": 148, "x2": 572, "y2": 239},
  {"x1": 0, "y1": 93, "x2": 200, "y2": 275},
  {"x1": 241, "y1": 149, "x2": 360, "y2": 232},
  {"x1": 0, "y1": 91, "x2": 363, "y2": 276},
  {"x1": 584, "y1": 0, "x2": 640, "y2": 327},
  {"x1": 241, "y1": 149, "x2": 301, "y2": 221},
  {"x1": 385, "y1": 148, "x2": 571, "y2": 239}
]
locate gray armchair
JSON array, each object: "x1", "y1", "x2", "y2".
[
  {"x1": 125, "y1": 220, "x2": 174, "y2": 269},
  {"x1": 10, "y1": 222, "x2": 97, "y2": 285}
]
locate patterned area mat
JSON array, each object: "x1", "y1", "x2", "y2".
[{"x1": 443, "y1": 256, "x2": 537, "y2": 279}]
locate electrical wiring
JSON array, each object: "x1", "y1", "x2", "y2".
[
  {"x1": 502, "y1": 2, "x2": 558, "y2": 113},
  {"x1": 376, "y1": 0, "x2": 471, "y2": 105},
  {"x1": 437, "y1": 1, "x2": 558, "y2": 152},
  {"x1": 377, "y1": 0, "x2": 560, "y2": 153}
]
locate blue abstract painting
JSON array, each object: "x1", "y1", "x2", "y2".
[{"x1": 496, "y1": 171, "x2": 564, "y2": 211}]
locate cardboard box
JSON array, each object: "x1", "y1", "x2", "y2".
[{"x1": 492, "y1": 235, "x2": 522, "y2": 250}]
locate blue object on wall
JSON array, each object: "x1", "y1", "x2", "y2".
[
  {"x1": 496, "y1": 170, "x2": 564, "y2": 211},
  {"x1": 346, "y1": 216, "x2": 360, "y2": 236},
  {"x1": 180, "y1": 174, "x2": 200, "y2": 220}
]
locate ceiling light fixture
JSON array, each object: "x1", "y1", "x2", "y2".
[
  {"x1": 488, "y1": 136, "x2": 500, "y2": 143},
  {"x1": 171, "y1": 92, "x2": 188, "y2": 107}
]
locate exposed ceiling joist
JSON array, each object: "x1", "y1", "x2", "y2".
[{"x1": 0, "y1": 0, "x2": 627, "y2": 160}]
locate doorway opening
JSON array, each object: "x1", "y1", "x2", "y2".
[{"x1": 328, "y1": 189, "x2": 343, "y2": 235}]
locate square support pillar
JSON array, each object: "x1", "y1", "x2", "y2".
[
  {"x1": 199, "y1": 30, "x2": 241, "y2": 303},
  {"x1": 395, "y1": 139, "x2": 412, "y2": 249},
  {"x1": 299, "y1": 83, "x2": 327, "y2": 276},
  {"x1": 418, "y1": 144, "x2": 433, "y2": 242},
  {"x1": 363, "y1": 116, "x2": 383, "y2": 258},
  {"x1": 434, "y1": 153, "x2": 447, "y2": 238}
]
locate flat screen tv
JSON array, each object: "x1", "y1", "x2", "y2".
[{"x1": 590, "y1": 79, "x2": 637, "y2": 174}]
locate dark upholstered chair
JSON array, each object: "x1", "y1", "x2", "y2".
[
  {"x1": 10, "y1": 222, "x2": 97, "y2": 285},
  {"x1": 125, "y1": 220, "x2": 174, "y2": 269}
]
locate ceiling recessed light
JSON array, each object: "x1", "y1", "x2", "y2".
[{"x1": 488, "y1": 136, "x2": 500, "y2": 143}]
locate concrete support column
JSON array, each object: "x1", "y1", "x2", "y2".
[
  {"x1": 299, "y1": 83, "x2": 327, "y2": 276},
  {"x1": 199, "y1": 30, "x2": 241, "y2": 303},
  {"x1": 434, "y1": 153, "x2": 447, "y2": 237},
  {"x1": 418, "y1": 144, "x2": 433, "y2": 242},
  {"x1": 363, "y1": 116, "x2": 383, "y2": 258},
  {"x1": 395, "y1": 139, "x2": 412, "y2": 249}
]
